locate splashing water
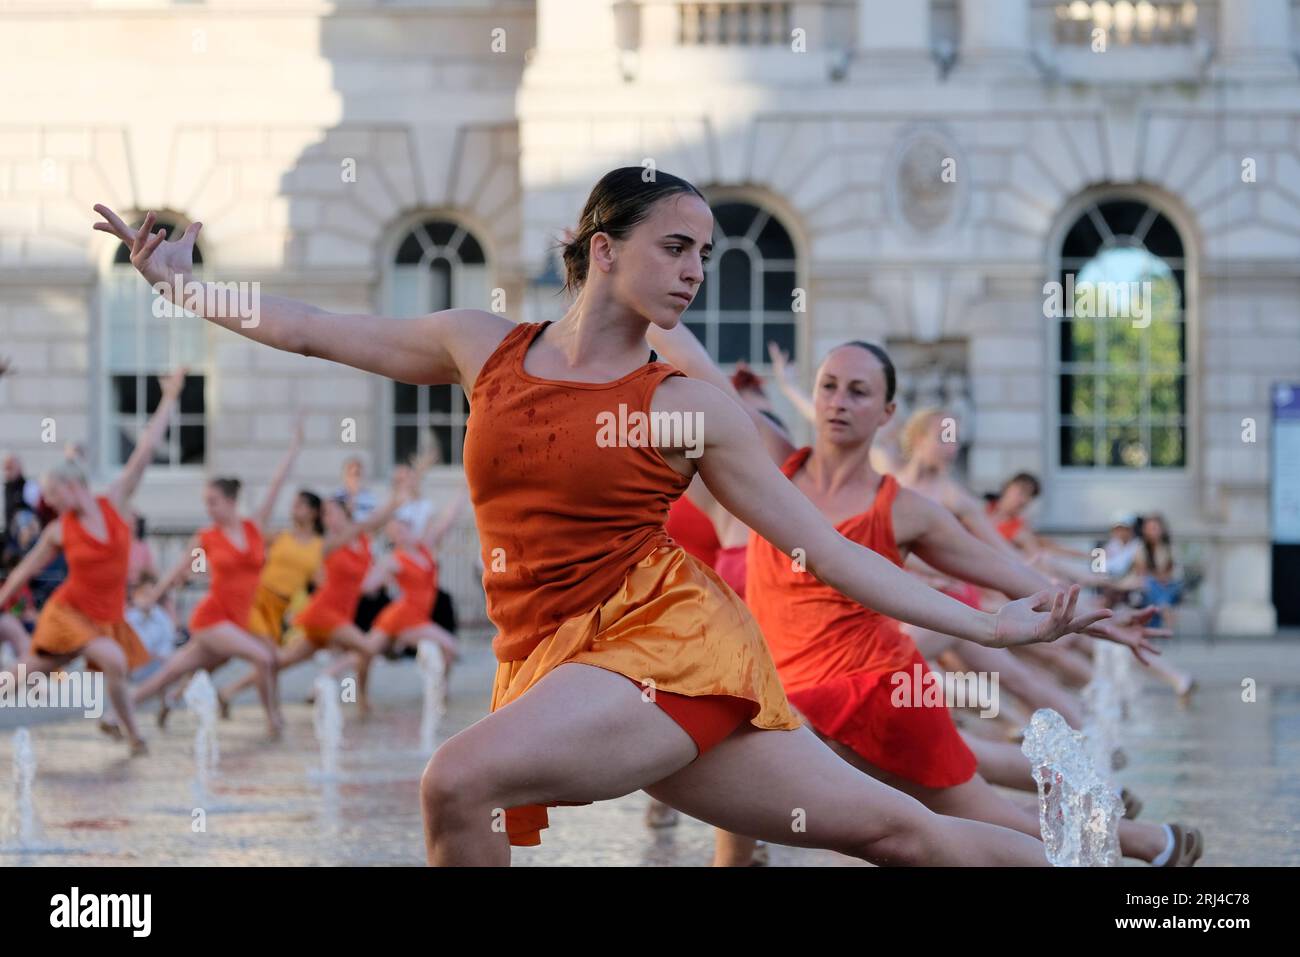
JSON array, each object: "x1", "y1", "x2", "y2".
[
  {"x1": 8, "y1": 728, "x2": 41, "y2": 846},
  {"x1": 183, "y1": 671, "x2": 220, "y2": 807},
  {"x1": 313, "y1": 675, "x2": 343, "y2": 780},
  {"x1": 1021, "y1": 708, "x2": 1123, "y2": 866},
  {"x1": 417, "y1": 640, "x2": 447, "y2": 753},
  {"x1": 1081, "y1": 641, "x2": 1136, "y2": 778}
]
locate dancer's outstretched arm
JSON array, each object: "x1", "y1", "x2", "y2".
[
  {"x1": 667, "y1": 378, "x2": 1110, "y2": 648},
  {"x1": 0, "y1": 524, "x2": 62, "y2": 609},
  {"x1": 421, "y1": 493, "x2": 466, "y2": 553},
  {"x1": 139, "y1": 534, "x2": 202, "y2": 609},
  {"x1": 254, "y1": 413, "x2": 305, "y2": 530},
  {"x1": 900, "y1": 490, "x2": 1163, "y2": 663},
  {"x1": 108, "y1": 366, "x2": 186, "y2": 510},
  {"x1": 92, "y1": 206, "x2": 510, "y2": 388}
]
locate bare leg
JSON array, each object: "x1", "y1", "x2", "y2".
[
  {"x1": 947, "y1": 642, "x2": 1087, "y2": 729},
  {"x1": 0, "y1": 613, "x2": 29, "y2": 658},
  {"x1": 81, "y1": 637, "x2": 146, "y2": 754},
  {"x1": 821, "y1": 730, "x2": 1172, "y2": 863},
  {"x1": 420, "y1": 663, "x2": 1048, "y2": 866},
  {"x1": 197, "y1": 623, "x2": 282, "y2": 735},
  {"x1": 1012, "y1": 643, "x2": 1094, "y2": 687}
]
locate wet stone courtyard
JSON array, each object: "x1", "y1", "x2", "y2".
[{"x1": 2, "y1": 637, "x2": 1298, "y2": 866}]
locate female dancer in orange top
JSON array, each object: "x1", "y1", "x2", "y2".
[
  {"x1": 130, "y1": 441, "x2": 308, "y2": 736},
  {"x1": 220, "y1": 475, "x2": 406, "y2": 712},
  {"x1": 719, "y1": 342, "x2": 1197, "y2": 865},
  {"x1": 0, "y1": 368, "x2": 187, "y2": 755},
  {"x1": 97, "y1": 173, "x2": 1112, "y2": 866}
]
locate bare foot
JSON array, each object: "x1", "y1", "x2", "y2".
[
  {"x1": 157, "y1": 700, "x2": 171, "y2": 729},
  {"x1": 128, "y1": 737, "x2": 149, "y2": 757},
  {"x1": 98, "y1": 719, "x2": 123, "y2": 741},
  {"x1": 644, "y1": 800, "x2": 678, "y2": 829}
]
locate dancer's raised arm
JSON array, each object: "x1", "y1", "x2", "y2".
[
  {"x1": 92, "y1": 206, "x2": 510, "y2": 387},
  {"x1": 669, "y1": 378, "x2": 1109, "y2": 648},
  {"x1": 108, "y1": 366, "x2": 186, "y2": 510},
  {"x1": 767, "y1": 342, "x2": 817, "y2": 424},
  {"x1": 254, "y1": 414, "x2": 305, "y2": 530}
]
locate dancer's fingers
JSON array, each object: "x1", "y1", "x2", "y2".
[
  {"x1": 139, "y1": 228, "x2": 166, "y2": 260},
  {"x1": 1063, "y1": 608, "x2": 1112, "y2": 636},
  {"x1": 131, "y1": 210, "x2": 156, "y2": 260},
  {"x1": 93, "y1": 203, "x2": 135, "y2": 241},
  {"x1": 180, "y1": 220, "x2": 202, "y2": 249},
  {"x1": 1061, "y1": 584, "x2": 1081, "y2": 625}
]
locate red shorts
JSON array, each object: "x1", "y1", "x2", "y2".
[
  {"x1": 623, "y1": 675, "x2": 754, "y2": 754},
  {"x1": 713, "y1": 545, "x2": 748, "y2": 599},
  {"x1": 504, "y1": 677, "x2": 754, "y2": 847},
  {"x1": 787, "y1": 649, "x2": 978, "y2": 789}
]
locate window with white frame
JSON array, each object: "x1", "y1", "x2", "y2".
[
  {"x1": 1055, "y1": 198, "x2": 1187, "y2": 469},
  {"x1": 102, "y1": 220, "x2": 207, "y2": 468},
  {"x1": 682, "y1": 201, "x2": 797, "y2": 367},
  {"x1": 387, "y1": 219, "x2": 489, "y2": 467}
]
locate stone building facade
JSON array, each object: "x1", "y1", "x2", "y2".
[{"x1": 1, "y1": 0, "x2": 1297, "y2": 633}]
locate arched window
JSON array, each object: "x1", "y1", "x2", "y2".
[
  {"x1": 683, "y1": 201, "x2": 797, "y2": 366},
  {"x1": 102, "y1": 219, "x2": 207, "y2": 467},
  {"x1": 386, "y1": 218, "x2": 489, "y2": 466},
  {"x1": 1055, "y1": 198, "x2": 1187, "y2": 469}
]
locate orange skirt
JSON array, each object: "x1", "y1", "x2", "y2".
[
  {"x1": 490, "y1": 544, "x2": 801, "y2": 847},
  {"x1": 31, "y1": 598, "x2": 149, "y2": 670},
  {"x1": 293, "y1": 604, "x2": 353, "y2": 647},
  {"x1": 371, "y1": 599, "x2": 431, "y2": 637},
  {"x1": 248, "y1": 586, "x2": 290, "y2": 645}
]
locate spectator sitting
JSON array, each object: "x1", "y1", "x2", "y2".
[
  {"x1": 126, "y1": 571, "x2": 177, "y2": 682},
  {"x1": 1133, "y1": 512, "x2": 1184, "y2": 630}
]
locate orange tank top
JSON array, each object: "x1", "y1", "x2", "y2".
[
  {"x1": 987, "y1": 502, "x2": 1025, "y2": 541},
  {"x1": 463, "y1": 321, "x2": 693, "y2": 661},
  {"x1": 393, "y1": 545, "x2": 438, "y2": 615},
  {"x1": 746, "y1": 448, "x2": 915, "y2": 692},
  {"x1": 51, "y1": 496, "x2": 131, "y2": 623},
  {"x1": 306, "y1": 535, "x2": 372, "y2": 620},
  {"x1": 196, "y1": 520, "x2": 265, "y2": 623}
]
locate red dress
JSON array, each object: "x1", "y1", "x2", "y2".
[
  {"x1": 189, "y1": 520, "x2": 265, "y2": 631},
  {"x1": 747, "y1": 448, "x2": 977, "y2": 789},
  {"x1": 293, "y1": 536, "x2": 371, "y2": 645},
  {"x1": 372, "y1": 545, "x2": 438, "y2": 635}
]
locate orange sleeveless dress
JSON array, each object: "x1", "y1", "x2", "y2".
[
  {"x1": 189, "y1": 519, "x2": 265, "y2": 631},
  {"x1": 747, "y1": 449, "x2": 977, "y2": 789},
  {"x1": 293, "y1": 536, "x2": 371, "y2": 646},
  {"x1": 464, "y1": 321, "x2": 799, "y2": 846},
  {"x1": 32, "y1": 496, "x2": 148, "y2": 668},
  {"x1": 372, "y1": 545, "x2": 438, "y2": 635}
]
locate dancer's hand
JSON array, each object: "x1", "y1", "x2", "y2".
[
  {"x1": 1084, "y1": 605, "x2": 1168, "y2": 666},
  {"x1": 766, "y1": 342, "x2": 792, "y2": 384},
  {"x1": 992, "y1": 584, "x2": 1112, "y2": 648},
  {"x1": 93, "y1": 206, "x2": 201, "y2": 290},
  {"x1": 160, "y1": 366, "x2": 188, "y2": 402}
]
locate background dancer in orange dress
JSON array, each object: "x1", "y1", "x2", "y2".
[
  {"x1": 97, "y1": 173, "x2": 1113, "y2": 867},
  {"x1": 713, "y1": 341, "x2": 1196, "y2": 866},
  {"x1": 0, "y1": 368, "x2": 187, "y2": 756},
  {"x1": 218, "y1": 473, "x2": 407, "y2": 713},
  {"x1": 130, "y1": 462, "x2": 305, "y2": 737}
]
